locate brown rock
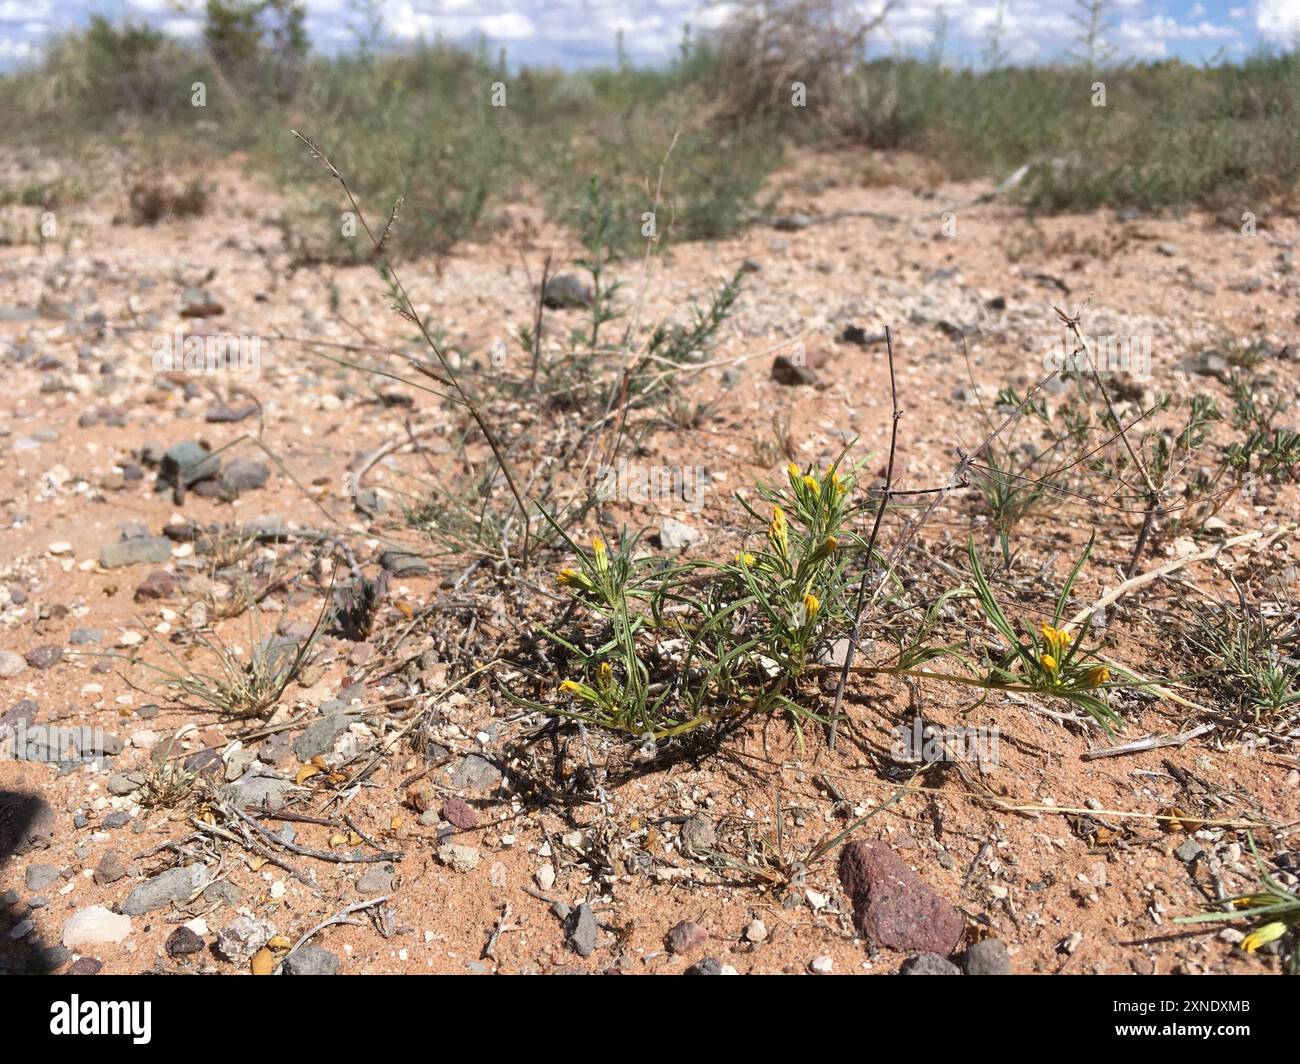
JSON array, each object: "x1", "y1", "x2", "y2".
[
  {"x1": 92, "y1": 851, "x2": 127, "y2": 886},
  {"x1": 665, "y1": 920, "x2": 708, "y2": 954},
  {"x1": 838, "y1": 840, "x2": 963, "y2": 956},
  {"x1": 441, "y1": 797, "x2": 479, "y2": 830},
  {"x1": 771, "y1": 354, "x2": 819, "y2": 387},
  {"x1": 134, "y1": 570, "x2": 179, "y2": 602}
]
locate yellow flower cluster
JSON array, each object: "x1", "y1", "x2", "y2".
[{"x1": 768, "y1": 504, "x2": 789, "y2": 557}]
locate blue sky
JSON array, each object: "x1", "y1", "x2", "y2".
[{"x1": 2, "y1": 1, "x2": 1299, "y2": 69}]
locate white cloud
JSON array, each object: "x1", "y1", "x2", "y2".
[
  {"x1": 1257, "y1": 0, "x2": 1300, "y2": 39},
  {"x1": 1117, "y1": 15, "x2": 1238, "y2": 42},
  {"x1": 162, "y1": 17, "x2": 203, "y2": 38},
  {"x1": 0, "y1": 37, "x2": 34, "y2": 58},
  {"x1": 0, "y1": 0, "x2": 50, "y2": 19}
]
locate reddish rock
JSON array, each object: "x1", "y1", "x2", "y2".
[
  {"x1": 441, "y1": 797, "x2": 479, "y2": 830},
  {"x1": 838, "y1": 840, "x2": 963, "y2": 956},
  {"x1": 134, "y1": 570, "x2": 179, "y2": 602},
  {"x1": 665, "y1": 920, "x2": 708, "y2": 954}
]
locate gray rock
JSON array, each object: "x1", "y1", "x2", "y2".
[
  {"x1": 0, "y1": 651, "x2": 26, "y2": 678},
  {"x1": 542, "y1": 274, "x2": 593, "y2": 309},
  {"x1": 203, "y1": 881, "x2": 243, "y2": 908},
  {"x1": 157, "y1": 441, "x2": 219, "y2": 492},
  {"x1": 452, "y1": 754, "x2": 501, "y2": 792},
  {"x1": 69, "y1": 627, "x2": 105, "y2": 645},
  {"x1": 23, "y1": 725, "x2": 124, "y2": 764},
  {"x1": 92, "y1": 851, "x2": 127, "y2": 886},
  {"x1": 659, "y1": 518, "x2": 702, "y2": 551},
  {"x1": 685, "y1": 957, "x2": 725, "y2": 975},
  {"x1": 123, "y1": 863, "x2": 211, "y2": 915},
  {"x1": 25, "y1": 864, "x2": 60, "y2": 891},
  {"x1": 216, "y1": 915, "x2": 275, "y2": 964},
  {"x1": 293, "y1": 714, "x2": 350, "y2": 760},
  {"x1": 962, "y1": 938, "x2": 1012, "y2": 975},
  {"x1": 1175, "y1": 839, "x2": 1202, "y2": 863},
  {"x1": 24, "y1": 645, "x2": 62, "y2": 670},
  {"x1": 356, "y1": 866, "x2": 393, "y2": 896},
  {"x1": 679, "y1": 814, "x2": 716, "y2": 854},
  {"x1": 220, "y1": 459, "x2": 269, "y2": 493},
  {"x1": 379, "y1": 549, "x2": 430, "y2": 576},
  {"x1": 772, "y1": 212, "x2": 814, "y2": 231},
  {"x1": 108, "y1": 772, "x2": 145, "y2": 796},
  {"x1": 226, "y1": 772, "x2": 293, "y2": 811},
  {"x1": 100, "y1": 536, "x2": 173, "y2": 569},
  {"x1": 284, "y1": 945, "x2": 339, "y2": 975},
  {"x1": 205, "y1": 402, "x2": 257, "y2": 423},
  {"x1": 565, "y1": 902, "x2": 599, "y2": 958},
  {"x1": 900, "y1": 952, "x2": 962, "y2": 975}
]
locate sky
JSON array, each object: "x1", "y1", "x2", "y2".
[{"x1": 2, "y1": 1, "x2": 1300, "y2": 70}]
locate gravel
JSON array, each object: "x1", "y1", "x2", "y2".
[
  {"x1": 962, "y1": 938, "x2": 1012, "y2": 975},
  {"x1": 284, "y1": 945, "x2": 340, "y2": 975},
  {"x1": 122, "y1": 863, "x2": 211, "y2": 915},
  {"x1": 565, "y1": 903, "x2": 599, "y2": 958}
]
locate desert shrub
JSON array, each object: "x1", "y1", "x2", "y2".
[
  {"x1": 204, "y1": 0, "x2": 308, "y2": 101},
  {"x1": 127, "y1": 174, "x2": 210, "y2": 225}
]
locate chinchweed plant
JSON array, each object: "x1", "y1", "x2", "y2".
[
  {"x1": 1177, "y1": 835, "x2": 1300, "y2": 974},
  {"x1": 963, "y1": 531, "x2": 1123, "y2": 733},
  {"x1": 650, "y1": 459, "x2": 865, "y2": 736},
  {"x1": 511, "y1": 458, "x2": 869, "y2": 742},
  {"x1": 517, "y1": 460, "x2": 1140, "y2": 744}
]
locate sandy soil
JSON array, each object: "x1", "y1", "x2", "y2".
[{"x1": 1, "y1": 150, "x2": 1298, "y2": 975}]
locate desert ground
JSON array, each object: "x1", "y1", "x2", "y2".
[{"x1": 1, "y1": 144, "x2": 1298, "y2": 977}]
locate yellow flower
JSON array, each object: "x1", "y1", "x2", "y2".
[
  {"x1": 737, "y1": 552, "x2": 756, "y2": 567},
  {"x1": 830, "y1": 472, "x2": 846, "y2": 494},
  {"x1": 802, "y1": 474, "x2": 819, "y2": 494},
  {"x1": 557, "y1": 567, "x2": 594, "y2": 592},
  {"x1": 1232, "y1": 895, "x2": 1274, "y2": 910},
  {"x1": 596, "y1": 662, "x2": 613, "y2": 688},
  {"x1": 809, "y1": 536, "x2": 838, "y2": 562},
  {"x1": 803, "y1": 592, "x2": 820, "y2": 618},
  {"x1": 592, "y1": 536, "x2": 609, "y2": 573},
  {"x1": 1040, "y1": 623, "x2": 1072, "y2": 658},
  {"x1": 768, "y1": 505, "x2": 789, "y2": 557},
  {"x1": 1040, "y1": 653, "x2": 1058, "y2": 672},
  {"x1": 787, "y1": 462, "x2": 801, "y2": 482},
  {"x1": 559, "y1": 679, "x2": 599, "y2": 703},
  {"x1": 1083, "y1": 665, "x2": 1110, "y2": 688},
  {"x1": 1241, "y1": 921, "x2": 1287, "y2": 953}
]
